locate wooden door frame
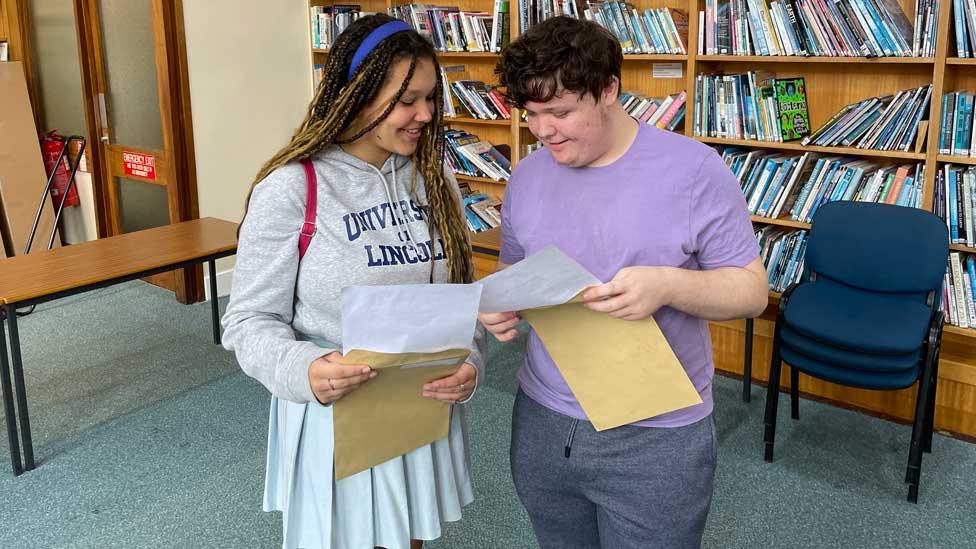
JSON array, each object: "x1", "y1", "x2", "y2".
[
  {"x1": 2, "y1": 0, "x2": 39, "y2": 129},
  {"x1": 73, "y1": 0, "x2": 202, "y2": 303}
]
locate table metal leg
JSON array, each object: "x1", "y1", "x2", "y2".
[
  {"x1": 743, "y1": 318, "x2": 754, "y2": 403},
  {"x1": 0, "y1": 314, "x2": 23, "y2": 475},
  {"x1": 209, "y1": 259, "x2": 221, "y2": 345},
  {"x1": 6, "y1": 304, "x2": 34, "y2": 470}
]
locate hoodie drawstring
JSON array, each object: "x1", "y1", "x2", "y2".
[
  {"x1": 366, "y1": 160, "x2": 420, "y2": 249},
  {"x1": 564, "y1": 419, "x2": 580, "y2": 458}
]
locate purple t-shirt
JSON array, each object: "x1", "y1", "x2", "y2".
[{"x1": 500, "y1": 123, "x2": 759, "y2": 428}]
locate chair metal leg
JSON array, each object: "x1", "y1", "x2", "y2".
[
  {"x1": 790, "y1": 366, "x2": 800, "y2": 420},
  {"x1": 743, "y1": 318, "x2": 754, "y2": 403},
  {"x1": 6, "y1": 304, "x2": 34, "y2": 470},
  {"x1": 0, "y1": 314, "x2": 23, "y2": 475},
  {"x1": 208, "y1": 259, "x2": 221, "y2": 345},
  {"x1": 924, "y1": 350, "x2": 940, "y2": 454},
  {"x1": 906, "y1": 379, "x2": 924, "y2": 483},
  {"x1": 764, "y1": 326, "x2": 784, "y2": 463},
  {"x1": 905, "y1": 348, "x2": 936, "y2": 504}
]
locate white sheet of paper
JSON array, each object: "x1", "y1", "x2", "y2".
[
  {"x1": 477, "y1": 245, "x2": 602, "y2": 313},
  {"x1": 341, "y1": 284, "x2": 482, "y2": 354}
]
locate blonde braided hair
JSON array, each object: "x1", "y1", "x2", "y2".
[{"x1": 243, "y1": 14, "x2": 473, "y2": 283}]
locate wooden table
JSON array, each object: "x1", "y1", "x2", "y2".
[{"x1": 0, "y1": 217, "x2": 238, "y2": 475}]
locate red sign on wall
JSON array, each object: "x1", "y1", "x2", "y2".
[{"x1": 122, "y1": 151, "x2": 156, "y2": 181}]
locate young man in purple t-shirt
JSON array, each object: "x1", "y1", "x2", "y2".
[{"x1": 480, "y1": 16, "x2": 768, "y2": 549}]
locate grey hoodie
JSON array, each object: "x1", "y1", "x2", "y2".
[{"x1": 221, "y1": 145, "x2": 486, "y2": 404}]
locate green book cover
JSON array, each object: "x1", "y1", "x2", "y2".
[{"x1": 775, "y1": 77, "x2": 811, "y2": 142}]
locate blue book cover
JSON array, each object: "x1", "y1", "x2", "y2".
[
  {"x1": 954, "y1": 0, "x2": 968, "y2": 57},
  {"x1": 895, "y1": 175, "x2": 914, "y2": 206},
  {"x1": 806, "y1": 159, "x2": 842, "y2": 222},
  {"x1": 750, "y1": 157, "x2": 784, "y2": 213},
  {"x1": 842, "y1": 164, "x2": 871, "y2": 201},
  {"x1": 940, "y1": 93, "x2": 950, "y2": 152},
  {"x1": 759, "y1": 157, "x2": 795, "y2": 216},
  {"x1": 829, "y1": 165, "x2": 856, "y2": 202},
  {"x1": 744, "y1": 156, "x2": 770, "y2": 201},
  {"x1": 462, "y1": 194, "x2": 489, "y2": 232},
  {"x1": 792, "y1": 158, "x2": 827, "y2": 220},
  {"x1": 856, "y1": 0, "x2": 897, "y2": 55},
  {"x1": 955, "y1": 93, "x2": 975, "y2": 156}
]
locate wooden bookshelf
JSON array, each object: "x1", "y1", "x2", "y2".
[
  {"x1": 444, "y1": 115, "x2": 511, "y2": 127},
  {"x1": 697, "y1": 55, "x2": 937, "y2": 64},
  {"x1": 697, "y1": 137, "x2": 928, "y2": 160},
  {"x1": 623, "y1": 54, "x2": 689, "y2": 61},
  {"x1": 456, "y1": 174, "x2": 506, "y2": 185},
  {"x1": 749, "y1": 215, "x2": 811, "y2": 230},
  {"x1": 937, "y1": 154, "x2": 976, "y2": 165},
  {"x1": 305, "y1": 0, "x2": 976, "y2": 437}
]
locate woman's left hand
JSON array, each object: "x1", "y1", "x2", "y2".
[{"x1": 423, "y1": 363, "x2": 477, "y2": 403}]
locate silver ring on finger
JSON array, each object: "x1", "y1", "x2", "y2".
[
  {"x1": 458, "y1": 383, "x2": 465, "y2": 392},
  {"x1": 328, "y1": 378, "x2": 336, "y2": 391}
]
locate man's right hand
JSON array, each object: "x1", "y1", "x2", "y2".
[
  {"x1": 478, "y1": 311, "x2": 521, "y2": 342},
  {"x1": 308, "y1": 352, "x2": 376, "y2": 405}
]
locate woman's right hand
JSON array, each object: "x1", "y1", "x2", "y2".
[
  {"x1": 478, "y1": 311, "x2": 521, "y2": 342},
  {"x1": 308, "y1": 352, "x2": 376, "y2": 405}
]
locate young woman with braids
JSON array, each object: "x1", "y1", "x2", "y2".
[{"x1": 221, "y1": 15, "x2": 485, "y2": 549}]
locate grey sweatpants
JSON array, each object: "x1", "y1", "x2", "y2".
[{"x1": 510, "y1": 390, "x2": 716, "y2": 549}]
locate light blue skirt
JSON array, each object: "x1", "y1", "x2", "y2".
[{"x1": 263, "y1": 335, "x2": 474, "y2": 549}]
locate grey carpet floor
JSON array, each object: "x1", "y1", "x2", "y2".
[{"x1": 0, "y1": 281, "x2": 973, "y2": 548}]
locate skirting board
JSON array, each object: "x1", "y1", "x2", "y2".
[{"x1": 203, "y1": 267, "x2": 234, "y2": 301}]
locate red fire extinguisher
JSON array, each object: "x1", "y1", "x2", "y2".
[{"x1": 40, "y1": 131, "x2": 80, "y2": 208}]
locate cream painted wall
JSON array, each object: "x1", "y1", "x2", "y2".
[{"x1": 183, "y1": 1, "x2": 312, "y2": 296}]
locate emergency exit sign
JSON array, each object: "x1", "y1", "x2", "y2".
[{"x1": 122, "y1": 151, "x2": 156, "y2": 181}]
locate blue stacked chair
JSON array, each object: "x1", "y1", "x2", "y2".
[{"x1": 762, "y1": 201, "x2": 949, "y2": 503}]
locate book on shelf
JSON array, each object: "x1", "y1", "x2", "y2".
[
  {"x1": 443, "y1": 77, "x2": 510, "y2": 120},
  {"x1": 517, "y1": 1, "x2": 687, "y2": 54},
  {"x1": 774, "y1": 77, "x2": 810, "y2": 142},
  {"x1": 694, "y1": 70, "x2": 783, "y2": 141},
  {"x1": 462, "y1": 193, "x2": 503, "y2": 232},
  {"x1": 313, "y1": 64, "x2": 326, "y2": 89},
  {"x1": 952, "y1": 0, "x2": 976, "y2": 57},
  {"x1": 389, "y1": 2, "x2": 510, "y2": 52},
  {"x1": 938, "y1": 91, "x2": 976, "y2": 157},
  {"x1": 718, "y1": 146, "x2": 925, "y2": 222},
  {"x1": 943, "y1": 252, "x2": 976, "y2": 329},
  {"x1": 444, "y1": 129, "x2": 512, "y2": 181},
  {"x1": 935, "y1": 164, "x2": 976, "y2": 247},
  {"x1": 310, "y1": 5, "x2": 366, "y2": 49},
  {"x1": 620, "y1": 90, "x2": 687, "y2": 131},
  {"x1": 524, "y1": 141, "x2": 546, "y2": 156},
  {"x1": 699, "y1": 0, "x2": 936, "y2": 57},
  {"x1": 800, "y1": 84, "x2": 932, "y2": 152},
  {"x1": 756, "y1": 225, "x2": 808, "y2": 292}
]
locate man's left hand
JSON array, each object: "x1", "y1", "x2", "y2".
[
  {"x1": 423, "y1": 363, "x2": 477, "y2": 403},
  {"x1": 582, "y1": 266, "x2": 675, "y2": 320}
]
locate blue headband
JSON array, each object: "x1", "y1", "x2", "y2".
[{"x1": 347, "y1": 21, "x2": 413, "y2": 80}]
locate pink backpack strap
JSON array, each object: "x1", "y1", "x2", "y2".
[{"x1": 298, "y1": 158, "x2": 318, "y2": 260}]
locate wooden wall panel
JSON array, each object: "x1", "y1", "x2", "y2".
[{"x1": 711, "y1": 321, "x2": 976, "y2": 438}]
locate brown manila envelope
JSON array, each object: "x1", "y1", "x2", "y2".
[
  {"x1": 333, "y1": 347, "x2": 470, "y2": 480},
  {"x1": 520, "y1": 302, "x2": 702, "y2": 431},
  {"x1": 478, "y1": 245, "x2": 701, "y2": 431}
]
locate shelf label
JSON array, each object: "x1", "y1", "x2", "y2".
[{"x1": 653, "y1": 63, "x2": 683, "y2": 79}]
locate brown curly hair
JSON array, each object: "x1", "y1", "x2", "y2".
[{"x1": 495, "y1": 16, "x2": 622, "y2": 108}]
